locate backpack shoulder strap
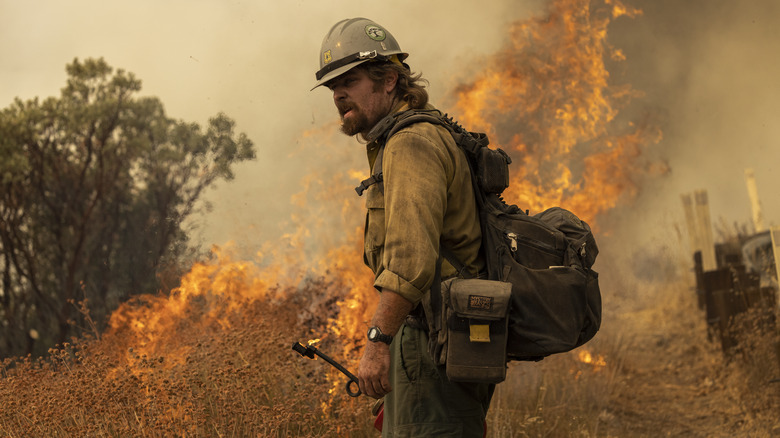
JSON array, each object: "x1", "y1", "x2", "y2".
[
  {"x1": 354, "y1": 108, "x2": 493, "y2": 273},
  {"x1": 355, "y1": 109, "x2": 450, "y2": 196}
]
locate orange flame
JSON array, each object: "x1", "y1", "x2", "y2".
[
  {"x1": 104, "y1": 246, "x2": 276, "y2": 369},
  {"x1": 578, "y1": 349, "x2": 607, "y2": 370},
  {"x1": 448, "y1": 0, "x2": 663, "y2": 226}
]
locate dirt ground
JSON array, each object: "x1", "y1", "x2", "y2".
[{"x1": 603, "y1": 286, "x2": 780, "y2": 437}]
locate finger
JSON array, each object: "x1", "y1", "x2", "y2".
[
  {"x1": 361, "y1": 375, "x2": 379, "y2": 399},
  {"x1": 380, "y1": 377, "x2": 392, "y2": 394},
  {"x1": 359, "y1": 376, "x2": 369, "y2": 398},
  {"x1": 370, "y1": 378, "x2": 386, "y2": 398}
]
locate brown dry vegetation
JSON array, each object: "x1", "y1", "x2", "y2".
[
  {"x1": 1, "y1": 256, "x2": 778, "y2": 437},
  {"x1": 489, "y1": 280, "x2": 780, "y2": 438}
]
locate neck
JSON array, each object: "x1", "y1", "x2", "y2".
[{"x1": 360, "y1": 95, "x2": 403, "y2": 140}]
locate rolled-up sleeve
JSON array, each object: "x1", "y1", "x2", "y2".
[{"x1": 373, "y1": 127, "x2": 454, "y2": 305}]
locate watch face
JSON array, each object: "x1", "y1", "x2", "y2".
[{"x1": 368, "y1": 327, "x2": 379, "y2": 340}]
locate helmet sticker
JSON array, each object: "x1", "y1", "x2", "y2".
[
  {"x1": 365, "y1": 25, "x2": 386, "y2": 41},
  {"x1": 323, "y1": 50, "x2": 332, "y2": 65}
]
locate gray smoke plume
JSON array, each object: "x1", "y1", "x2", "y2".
[{"x1": 606, "y1": 0, "x2": 780, "y2": 246}]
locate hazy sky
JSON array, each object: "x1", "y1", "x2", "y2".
[
  {"x1": 1, "y1": 0, "x2": 543, "y2": 254},
  {"x1": 2, "y1": 0, "x2": 779, "y2": 261}
]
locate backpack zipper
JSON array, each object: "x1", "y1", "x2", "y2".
[
  {"x1": 506, "y1": 232, "x2": 519, "y2": 252},
  {"x1": 505, "y1": 232, "x2": 560, "y2": 256}
]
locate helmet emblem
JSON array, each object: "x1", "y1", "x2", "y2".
[
  {"x1": 323, "y1": 50, "x2": 332, "y2": 65},
  {"x1": 365, "y1": 25, "x2": 386, "y2": 41}
]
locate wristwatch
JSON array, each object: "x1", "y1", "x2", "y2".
[{"x1": 367, "y1": 326, "x2": 393, "y2": 345}]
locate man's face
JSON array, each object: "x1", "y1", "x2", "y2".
[{"x1": 327, "y1": 67, "x2": 395, "y2": 137}]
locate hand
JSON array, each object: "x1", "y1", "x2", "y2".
[{"x1": 358, "y1": 341, "x2": 392, "y2": 399}]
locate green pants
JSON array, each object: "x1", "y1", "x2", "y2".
[{"x1": 382, "y1": 324, "x2": 494, "y2": 437}]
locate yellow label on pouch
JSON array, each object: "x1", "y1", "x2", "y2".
[{"x1": 469, "y1": 324, "x2": 491, "y2": 342}]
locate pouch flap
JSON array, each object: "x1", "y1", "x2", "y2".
[{"x1": 449, "y1": 279, "x2": 511, "y2": 319}]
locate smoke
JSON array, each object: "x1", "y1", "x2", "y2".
[
  {"x1": 3, "y1": 0, "x2": 778, "y2": 277},
  {"x1": 603, "y1": 0, "x2": 780, "y2": 259},
  {"x1": 0, "y1": 0, "x2": 551, "y2": 258}
]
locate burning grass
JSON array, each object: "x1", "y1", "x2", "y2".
[
  {"x1": 0, "y1": 255, "x2": 376, "y2": 437},
  {"x1": 2, "y1": 257, "x2": 776, "y2": 437}
]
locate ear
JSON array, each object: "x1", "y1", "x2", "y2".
[{"x1": 383, "y1": 70, "x2": 399, "y2": 94}]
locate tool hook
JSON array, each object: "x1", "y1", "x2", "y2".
[{"x1": 292, "y1": 341, "x2": 361, "y2": 397}]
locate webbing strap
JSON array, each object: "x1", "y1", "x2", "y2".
[
  {"x1": 355, "y1": 143, "x2": 386, "y2": 196},
  {"x1": 356, "y1": 109, "x2": 487, "y2": 197},
  {"x1": 354, "y1": 173, "x2": 383, "y2": 196},
  {"x1": 430, "y1": 253, "x2": 443, "y2": 337},
  {"x1": 426, "y1": 244, "x2": 474, "y2": 348},
  {"x1": 440, "y1": 245, "x2": 474, "y2": 279}
]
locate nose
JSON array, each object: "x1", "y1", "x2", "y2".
[{"x1": 332, "y1": 85, "x2": 346, "y2": 102}]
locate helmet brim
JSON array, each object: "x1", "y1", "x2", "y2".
[{"x1": 310, "y1": 59, "x2": 372, "y2": 91}]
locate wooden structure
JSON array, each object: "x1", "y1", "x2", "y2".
[
  {"x1": 681, "y1": 178, "x2": 780, "y2": 372},
  {"x1": 681, "y1": 190, "x2": 717, "y2": 271},
  {"x1": 694, "y1": 252, "x2": 776, "y2": 354},
  {"x1": 744, "y1": 168, "x2": 766, "y2": 233},
  {"x1": 685, "y1": 179, "x2": 778, "y2": 371}
]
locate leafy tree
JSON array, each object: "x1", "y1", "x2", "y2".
[{"x1": 0, "y1": 58, "x2": 255, "y2": 358}]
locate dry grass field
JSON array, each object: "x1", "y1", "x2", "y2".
[{"x1": 1, "y1": 248, "x2": 777, "y2": 437}]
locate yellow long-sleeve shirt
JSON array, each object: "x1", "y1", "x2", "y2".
[{"x1": 362, "y1": 102, "x2": 485, "y2": 306}]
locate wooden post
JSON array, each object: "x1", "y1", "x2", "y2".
[
  {"x1": 681, "y1": 193, "x2": 699, "y2": 257},
  {"x1": 694, "y1": 190, "x2": 717, "y2": 271},
  {"x1": 771, "y1": 226, "x2": 780, "y2": 297},
  {"x1": 744, "y1": 168, "x2": 766, "y2": 233},
  {"x1": 681, "y1": 191, "x2": 717, "y2": 271}
]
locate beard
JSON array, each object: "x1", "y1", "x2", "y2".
[
  {"x1": 340, "y1": 112, "x2": 370, "y2": 136},
  {"x1": 338, "y1": 103, "x2": 374, "y2": 137}
]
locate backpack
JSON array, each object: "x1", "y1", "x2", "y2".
[{"x1": 357, "y1": 108, "x2": 602, "y2": 367}]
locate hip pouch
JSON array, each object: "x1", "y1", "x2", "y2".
[{"x1": 441, "y1": 278, "x2": 511, "y2": 384}]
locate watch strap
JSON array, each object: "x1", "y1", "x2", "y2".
[{"x1": 368, "y1": 326, "x2": 393, "y2": 345}]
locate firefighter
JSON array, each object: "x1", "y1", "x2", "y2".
[{"x1": 313, "y1": 18, "x2": 493, "y2": 437}]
